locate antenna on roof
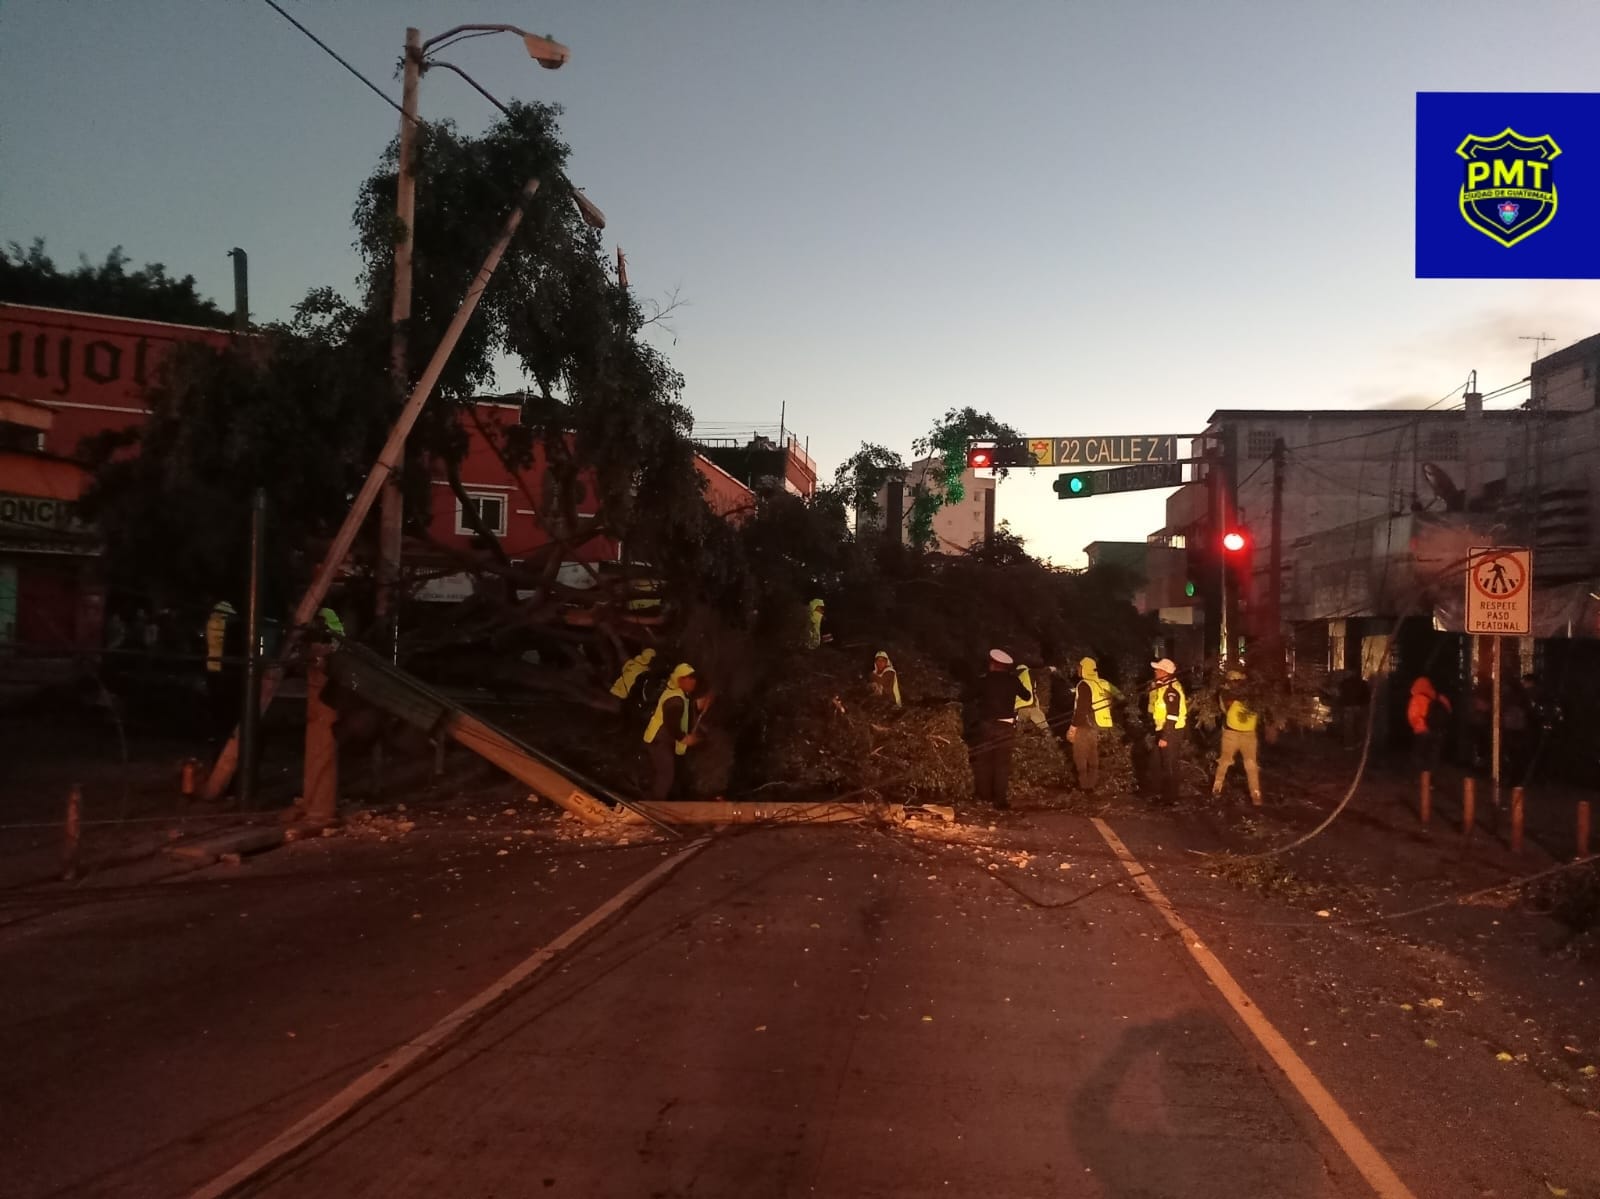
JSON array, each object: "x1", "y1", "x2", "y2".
[{"x1": 1519, "y1": 332, "x2": 1555, "y2": 359}]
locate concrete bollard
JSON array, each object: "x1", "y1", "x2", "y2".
[
  {"x1": 1462, "y1": 778, "x2": 1476, "y2": 837},
  {"x1": 1510, "y1": 786, "x2": 1525, "y2": 855},
  {"x1": 62, "y1": 784, "x2": 82, "y2": 880},
  {"x1": 1579, "y1": 800, "x2": 1592, "y2": 860},
  {"x1": 1419, "y1": 771, "x2": 1432, "y2": 826}
]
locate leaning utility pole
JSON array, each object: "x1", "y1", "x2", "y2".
[
  {"x1": 203, "y1": 180, "x2": 542, "y2": 801},
  {"x1": 376, "y1": 27, "x2": 424, "y2": 665}
]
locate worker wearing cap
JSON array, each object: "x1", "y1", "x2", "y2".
[
  {"x1": 1147, "y1": 658, "x2": 1188, "y2": 804},
  {"x1": 1213, "y1": 668, "x2": 1262, "y2": 805},
  {"x1": 871, "y1": 651, "x2": 902, "y2": 707},
  {"x1": 806, "y1": 598, "x2": 829, "y2": 649},
  {"x1": 967, "y1": 649, "x2": 1030, "y2": 809},
  {"x1": 1014, "y1": 660, "x2": 1047, "y2": 730},
  {"x1": 205, "y1": 601, "x2": 235, "y2": 675},
  {"x1": 610, "y1": 647, "x2": 657, "y2": 700},
  {"x1": 643, "y1": 662, "x2": 702, "y2": 801},
  {"x1": 203, "y1": 600, "x2": 240, "y2": 738}
]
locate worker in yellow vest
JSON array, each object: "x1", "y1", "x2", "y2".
[
  {"x1": 315, "y1": 607, "x2": 345, "y2": 640},
  {"x1": 1014, "y1": 661, "x2": 1047, "y2": 729},
  {"x1": 1213, "y1": 669, "x2": 1263, "y2": 804},
  {"x1": 643, "y1": 662, "x2": 702, "y2": 801},
  {"x1": 871, "y1": 651, "x2": 902, "y2": 707},
  {"x1": 806, "y1": 598, "x2": 829, "y2": 649},
  {"x1": 610, "y1": 647, "x2": 657, "y2": 700},
  {"x1": 203, "y1": 600, "x2": 238, "y2": 737},
  {"x1": 1069, "y1": 657, "x2": 1118, "y2": 792},
  {"x1": 1147, "y1": 657, "x2": 1188, "y2": 804},
  {"x1": 204, "y1": 601, "x2": 235, "y2": 674}
]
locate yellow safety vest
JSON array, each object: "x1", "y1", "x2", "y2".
[
  {"x1": 204, "y1": 607, "x2": 231, "y2": 673},
  {"x1": 1225, "y1": 700, "x2": 1259, "y2": 733},
  {"x1": 643, "y1": 684, "x2": 690, "y2": 755},
  {"x1": 1082, "y1": 676, "x2": 1114, "y2": 728},
  {"x1": 610, "y1": 653, "x2": 653, "y2": 699},
  {"x1": 1150, "y1": 680, "x2": 1188, "y2": 730},
  {"x1": 875, "y1": 666, "x2": 902, "y2": 707},
  {"x1": 1015, "y1": 666, "x2": 1036, "y2": 711},
  {"x1": 807, "y1": 607, "x2": 824, "y2": 649}
]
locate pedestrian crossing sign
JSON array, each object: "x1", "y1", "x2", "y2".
[{"x1": 1465, "y1": 546, "x2": 1531, "y2": 634}]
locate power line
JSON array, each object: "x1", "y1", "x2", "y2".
[{"x1": 258, "y1": 0, "x2": 411, "y2": 122}]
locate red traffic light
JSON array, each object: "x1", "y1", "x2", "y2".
[
  {"x1": 966, "y1": 446, "x2": 994, "y2": 469},
  {"x1": 1222, "y1": 530, "x2": 1247, "y2": 553}
]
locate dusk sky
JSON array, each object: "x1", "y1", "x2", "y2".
[{"x1": 5, "y1": 0, "x2": 1600, "y2": 564}]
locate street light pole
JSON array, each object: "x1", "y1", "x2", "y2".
[
  {"x1": 376, "y1": 27, "x2": 423, "y2": 665},
  {"x1": 375, "y1": 25, "x2": 583, "y2": 665}
]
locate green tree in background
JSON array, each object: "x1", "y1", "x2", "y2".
[
  {"x1": 0, "y1": 240, "x2": 230, "y2": 328},
  {"x1": 350, "y1": 102, "x2": 700, "y2": 579}
]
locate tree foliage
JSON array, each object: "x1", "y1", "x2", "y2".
[
  {"x1": 76, "y1": 100, "x2": 706, "y2": 614},
  {"x1": 907, "y1": 407, "x2": 1022, "y2": 549},
  {"x1": 831, "y1": 442, "x2": 907, "y2": 520},
  {"x1": 350, "y1": 102, "x2": 700, "y2": 572},
  {"x1": 78, "y1": 299, "x2": 389, "y2": 610},
  {"x1": 0, "y1": 239, "x2": 231, "y2": 328}
]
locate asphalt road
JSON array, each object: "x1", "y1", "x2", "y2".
[
  {"x1": 242, "y1": 821, "x2": 1365, "y2": 1198},
  {"x1": 4, "y1": 808, "x2": 1597, "y2": 1199}
]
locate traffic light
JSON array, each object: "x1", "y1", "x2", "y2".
[
  {"x1": 1222, "y1": 526, "x2": 1253, "y2": 605},
  {"x1": 1053, "y1": 471, "x2": 1096, "y2": 499},
  {"x1": 966, "y1": 440, "x2": 1035, "y2": 469}
]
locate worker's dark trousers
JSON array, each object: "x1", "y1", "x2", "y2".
[
  {"x1": 1072, "y1": 727, "x2": 1100, "y2": 791},
  {"x1": 1152, "y1": 727, "x2": 1185, "y2": 803},
  {"x1": 647, "y1": 737, "x2": 681, "y2": 802},
  {"x1": 970, "y1": 720, "x2": 1016, "y2": 808},
  {"x1": 205, "y1": 668, "x2": 238, "y2": 739}
]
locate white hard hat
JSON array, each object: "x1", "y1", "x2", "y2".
[
  {"x1": 1151, "y1": 658, "x2": 1177, "y2": 674},
  {"x1": 989, "y1": 649, "x2": 1014, "y2": 666}
]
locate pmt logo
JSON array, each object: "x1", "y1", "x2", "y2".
[{"x1": 1456, "y1": 127, "x2": 1562, "y2": 247}]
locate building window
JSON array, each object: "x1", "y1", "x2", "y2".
[
  {"x1": 1423, "y1": 428, "x2": 1461, "y2": 460},
  {"x1": 1246, "y1": 430, "x2": 1275, "y2": 460},
  {"x1": 455, "y1": 492, "x2": 507, "y2": 537}
]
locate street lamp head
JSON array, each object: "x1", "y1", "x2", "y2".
[{"x1": 522, "y1": 33, "x2": 570, "y2": 69}]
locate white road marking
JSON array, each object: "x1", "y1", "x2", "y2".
[
  {"x1": 188, "y1": 837, "x2": 710, "y2": 1199},
  {"x1": 1090, "y1": 818, "x2": 1418, "y2": 1199}
]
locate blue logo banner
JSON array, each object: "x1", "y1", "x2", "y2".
[{"x1": 1416, "y1": 92, "x2": 1600, "y2": 278}]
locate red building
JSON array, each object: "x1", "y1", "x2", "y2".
[
  {"x1": 416, "y1": 397, "x2": 756, "y2": 600},
  {"x1": 0, "y1": 302, "x2": 756, "y2": 637},
  {"x1": 0, "y1": 304, "x2": 233, "y2": 650}
]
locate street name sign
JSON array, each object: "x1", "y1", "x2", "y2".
[
  {"x1": 1026, "y1": 435, "x2": 1183, "y2": 468},
  {"x1": 1102, "y1": 461, "x2": 1184, "y2": 493},
  {"x1": 1054, "y1": 461, "x2": 1185, "y2": 499},
  {"x1": 1465, "y1": 546, "x2": 1532, "y2": 634}
]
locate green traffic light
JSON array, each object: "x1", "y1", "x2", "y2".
[
  {"x1": 1053, "y1": 470, "x2": 1095, "y2": 499},
  {"x1": 1184, "y1": 581, "x2": 1196, "y2": 598}
]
